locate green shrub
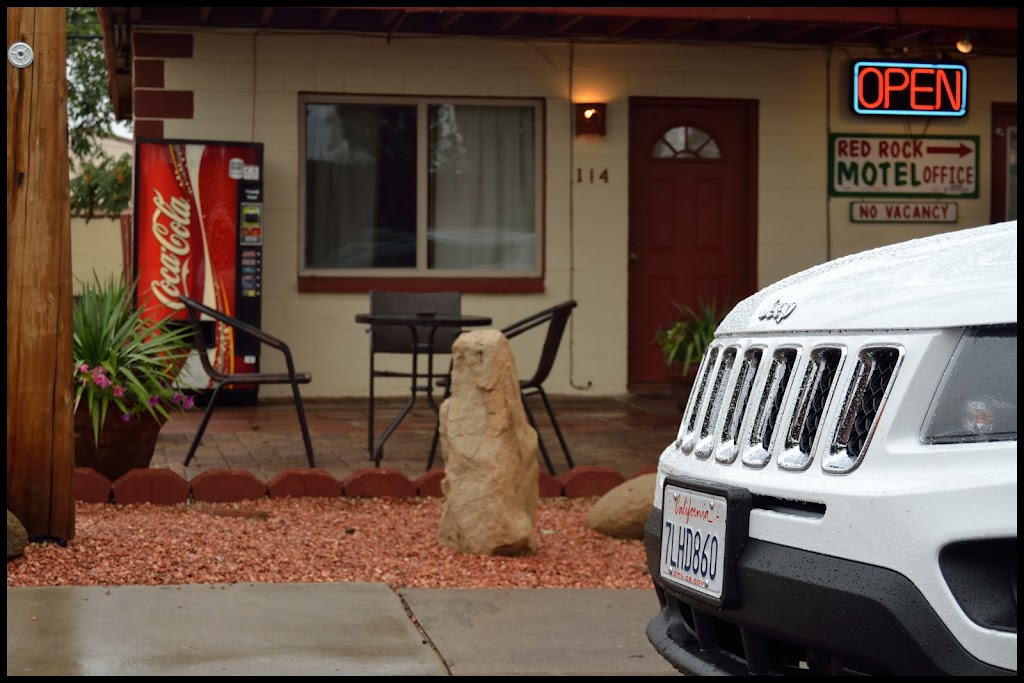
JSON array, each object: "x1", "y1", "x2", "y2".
[
  {"x1": 653, "y1": 300, "x2": 723, "y2": 368},
  {"x1": 73, "y1": 272, "x2": 195, "y2": 443}
]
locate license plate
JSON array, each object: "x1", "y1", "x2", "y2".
[{"x1": 660, "y1": 483, "x2": 728, "y2": 600}]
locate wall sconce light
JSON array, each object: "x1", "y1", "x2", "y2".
[
  {"x1": 575, "y1": 103, "x2": 607, "y2": 136},
  {"x1": 955, "y1": 36, "x2": 973, "y2": 54}
]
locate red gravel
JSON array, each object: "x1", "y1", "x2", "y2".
[{"x1": 7, "y1": 498, "x2": 654, "y2": 590}]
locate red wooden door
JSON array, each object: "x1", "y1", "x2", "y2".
[{"x1": 627, "y1": 98, "x2": 758, "y2": 387}]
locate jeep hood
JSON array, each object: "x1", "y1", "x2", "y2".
[{"x1": 720, "y1": 221, "x2": 1018, "y2": 335}]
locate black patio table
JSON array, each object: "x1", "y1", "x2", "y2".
[{"x1": 355, "y1": 311, "x2": 492, "y2": 466}]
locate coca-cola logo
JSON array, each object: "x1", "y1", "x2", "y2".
[{"x1": 149, "y1": 189, "x2": 193, "y2": 310}]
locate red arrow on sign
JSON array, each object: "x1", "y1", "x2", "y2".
[{"x1": 925, "y1": 143, "x2": 972, "y2": 158}]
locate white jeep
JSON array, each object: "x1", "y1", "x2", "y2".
[{"x1": 644, "y1": 220, "x2": 1017, "y2": 675}]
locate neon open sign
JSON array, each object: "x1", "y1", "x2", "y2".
[{"x1": 852, "y1": 61, "x2": 967, "y2": 117}]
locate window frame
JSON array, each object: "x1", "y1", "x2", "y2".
[{"x1": 297, "y1": 93, "x2": 546, "y2": 293}]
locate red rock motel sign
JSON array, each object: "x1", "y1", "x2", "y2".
[{"x1": 853, "y1": 61, "x2": 967, "y2": 117}]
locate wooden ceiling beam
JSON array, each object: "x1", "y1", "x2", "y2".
[
  {"x1": 497, "y1": 14, "x2": 524, "y2": 32},
  {"x1": 774, "y1": 24, "x2": 819, "y2": 41},
  {"x1": 662, "y1": 20, "x2": 700, "y2": 38},
  {"x1": 439, "y1": 12, "x2": 464, "y2": 31},
  {"x1": 836, "y1": 26, "x2": 883, "y2": 42},
  {"x1": 716, "y1": 22, "x2": 759, "y2": 40},
  {"x1": 321, "y1": 9, "x2": 340, "y2": 27},
  {"x1": 554, "y1": 16, "x2": 584, "y2": 35},
  {"x1": 383, "y1": 10, "x2": 407, "y2": 34},
  {"x1": 608, "y1": 18, "x2": 640, "y2": 37}
]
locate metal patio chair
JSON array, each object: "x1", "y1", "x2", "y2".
[{"x1": 178, "y1": 295, "x2": 315, "y2": 468}]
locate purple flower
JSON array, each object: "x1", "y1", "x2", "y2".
[
  {"x1": 172, "y1": 393, "x2": 183, "y2": 405},
  {"x1": 183, "y1": 395, "x2": 195, "y2": 410},
  {"x1": 120, "y1": 412, "x2": 132, "y2": 422},
  {"x1": 149, "y1": 396, "x2": 159, "y2": 407},
  {"x1": 92, "y1": 370, "x2": 112, "y2": 389},
  {"x1": 78, "y1": 363, "x2": 90, "y2": 374},
  {"x1": 113, "y1": 386, "x2": 125, "y2": 398}
]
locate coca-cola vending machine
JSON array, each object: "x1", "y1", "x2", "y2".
[{"x1": 132, "y1": 138, "x2": 265, "y2": 403}]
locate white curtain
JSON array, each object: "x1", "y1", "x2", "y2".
[{"x1": 428, "y1": 104, "x2": 535, "y2": 270}]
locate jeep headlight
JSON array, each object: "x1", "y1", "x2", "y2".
[{"x1": 922, "y1": 325, "x2": 1017, "y2": 444}]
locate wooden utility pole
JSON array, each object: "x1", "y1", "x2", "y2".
[{"x1": 7, "y1": 6, "x2": 75, "y2": 540}]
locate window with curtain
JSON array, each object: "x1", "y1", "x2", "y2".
[{"x1": 300, "y1": 95, "x2": 543, "y2": 278}]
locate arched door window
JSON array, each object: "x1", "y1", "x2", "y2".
[{"x1": 651, "y1": 125, "x2": 720, "y2": 159}]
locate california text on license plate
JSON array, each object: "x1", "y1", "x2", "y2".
[{"x1": 660, "y1": 483, "x2": 728, "y2": 600}]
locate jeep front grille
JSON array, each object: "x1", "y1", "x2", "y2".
[{"x1": 676, "y1": 340, "x2": 903, "y2": 474}]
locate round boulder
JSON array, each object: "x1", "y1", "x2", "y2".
[
  {"x1": 8, "y1": 509, "x2": 28, "y2": 560},
  {"x1": 583, "y1": 473, "x2": 658, "y2": 540}
]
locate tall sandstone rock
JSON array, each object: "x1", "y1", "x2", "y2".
[{"x1": 437, "y1": 329, "x2": 540, "y2": 556}]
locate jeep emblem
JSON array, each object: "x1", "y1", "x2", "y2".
[{"x1": 758, "y1": 300, "x2": 796, "y2": 324}]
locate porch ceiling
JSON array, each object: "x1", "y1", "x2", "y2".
[{"x1": 98, "y1": 6, "x2": 1018, "y2": 120}]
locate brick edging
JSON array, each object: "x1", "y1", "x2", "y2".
[{"x1": 74, "y1": 465, "x2": 642, "y2": 504}]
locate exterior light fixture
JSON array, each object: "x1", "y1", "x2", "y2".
[
  {"x1": 575, "y1": 103, "x2": 606, "y2": 136},
  {"x1": 956, "y1": 37, "x2": 973, "y2": 54}
]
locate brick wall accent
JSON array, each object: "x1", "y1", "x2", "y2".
[
  {"x1": 130, "y1": 33, "x2": 194, "y2": 131},
  {"x1": 135, "y1": 90, "x2": 194, "y2": 119},
  {"x1": 134, "y1": 120, "x2": 164, "y2": 139},
  {"x1": 134, "y1": 59, "x2": 164, "y2": 88},
  {"x1": 133, "y1": 32, "x2": 194, "y2": 59}
]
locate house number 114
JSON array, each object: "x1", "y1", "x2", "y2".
[{"x1": 576, "y1": 168, "x2": 609, "y2": 183}]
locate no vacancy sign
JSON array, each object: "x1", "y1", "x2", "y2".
[{"x1": 850, "y1": 201, "x2": 958, "y2": 223}]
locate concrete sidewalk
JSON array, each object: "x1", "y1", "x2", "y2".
[{"x1": 7, "y1": 583, "x2": 681, "y2": 676}]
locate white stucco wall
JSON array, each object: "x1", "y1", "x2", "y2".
[
  {"x1": 71, "y1": 215, "x2": 123, "y2": 294},
  {"x1": 144, "y1": 30, "x2": 1015, "y2": 398},
  {"x1": 71, "y1": 135, "x2": 133, "y2": 295}
]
